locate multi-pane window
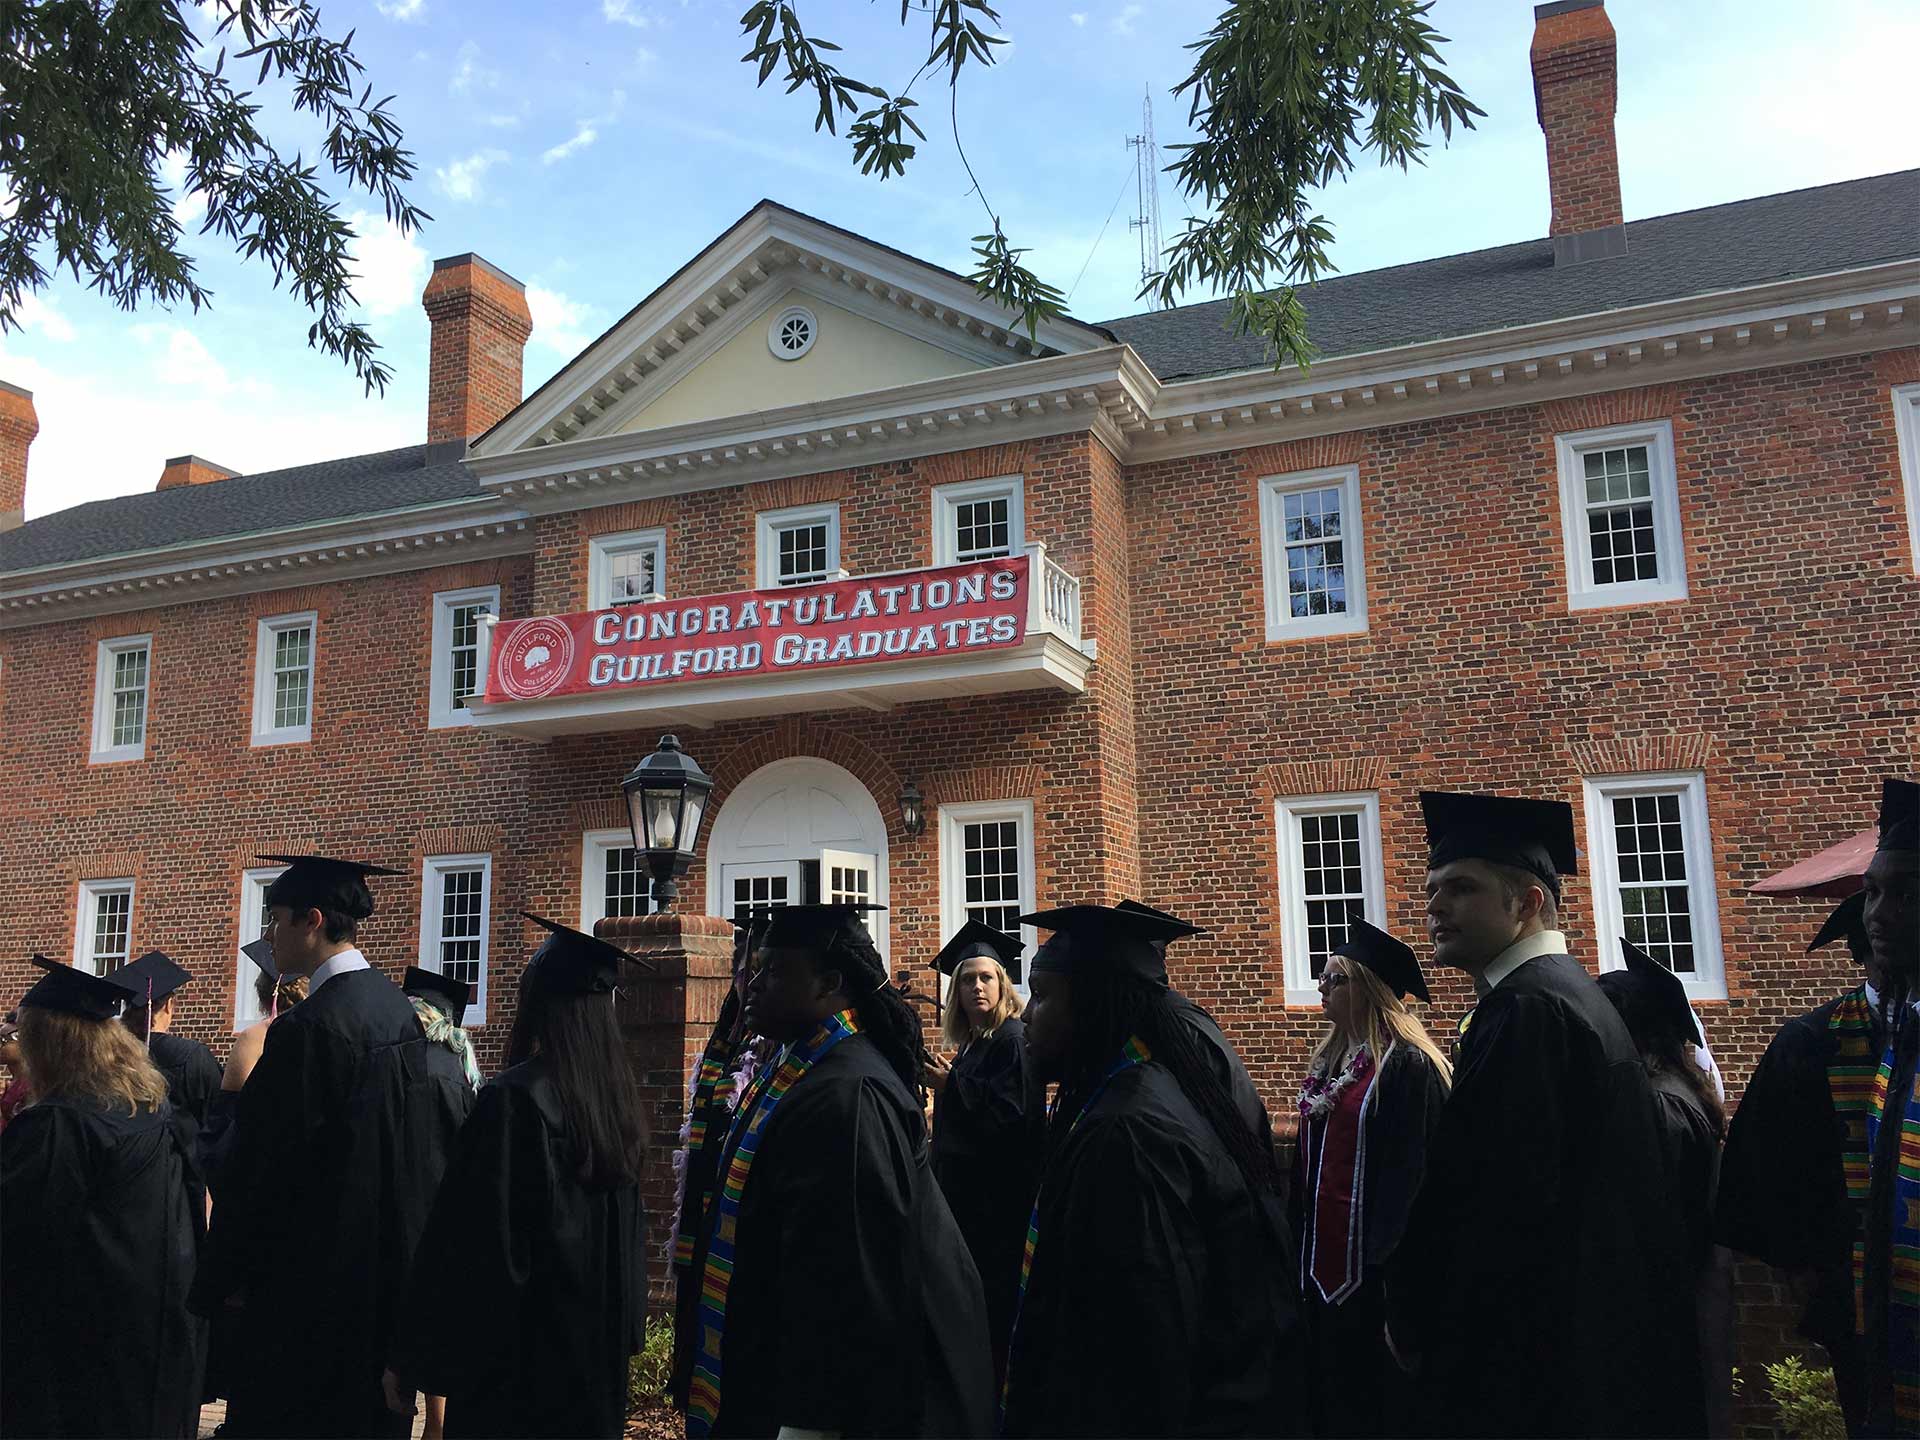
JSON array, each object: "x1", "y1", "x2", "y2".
[
  {"x1": 253, "y1": 612, "x2": 317, "y2": 745},
  {"x1": 589, "y1": 530, "x2": 667, "y2": 609},
  {"x1": 955, "y1": 497, "x2": 1010, "y2": 560},
  {"x1": 74, "y1": 879, "x2": 135, "y2": 975},
  {"x1": 756, "y1": 505, "x2": 840, "y2": 588},
  {"x1": 449, "y1": 603, "x2": 487, "y2": 706},
  {"x1": 940, "y1": 800, "x2": 1035, "y2": 986},
  {"x1": 603, "y1": 844, "x2": 648, "y2": 917},
  {"x1": 235, "y1": 867, "x2": 284, "y2": 1030},
  {"x1": 777, "y1": 522, "x2": 830, "y2": 585},
  {"x1": 430, "y1": 586, "x2": 501, "y2": 729},
  {"x1": 732, "y1": 872, "x2": 792, "y2": 915},
  {"x1": 90, "y1": 636, "x2": 151, "y2": 762},
  {"x1": 935, "y1": 477, "x2": 1024, "y2": 564},
  {"x1": 1556, "y1": 421, "x2": 1687, "y2": 608},
  {"x1": 1583, "y1": 771, "x2": 1725, "y2": 999},
  {"x1": 421, "y1": 854, "x2": 491, "y2": 1023},
  {"x1": 1259, "y1": 467, "x2": 1369, "y2": 640},
  {"x1": 610, "y1": 548, "x2": 659, "y2": 604},
  {"x1": 1275, "y1": 793, "x2": 1384, "y2": 1003},
  {"x1": 1895, "y1": 384, "x2": 1920, "y2": 576},
  {"x1": 826, "y1": 856, "x2": 874, "y2": 906}
]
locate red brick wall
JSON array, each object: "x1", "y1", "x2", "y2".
[
  {"x1": 1530, "y1": 1, "x2": 1624, "y2": 237},
  {"x1": 424, "y1": 256, "x2": 533, "y2": 446}
]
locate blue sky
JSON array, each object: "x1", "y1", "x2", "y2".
[{"x1": 3, "y1": 0, "x2": 1914, "y2": 521}]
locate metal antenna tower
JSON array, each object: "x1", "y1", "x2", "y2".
[{"x1": 1126, "y1": 88, "x2": 1165, "y2": 308}]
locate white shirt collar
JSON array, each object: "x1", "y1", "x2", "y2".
[
  {"x1": 308, "y1": 948, "x2": 371, "y2": 996},
  {"x1": 1479, "y1": 930, "x2": 1569, "y2": 994},
  {"x1": 1864, "y1": 979, "x2": 1881, "y2": 1012}
]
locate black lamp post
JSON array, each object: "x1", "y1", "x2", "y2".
[
  {"x1": 898, "y1": 779, "x2": 926, "y2": 839},
  {"x1": 621, "y1": 733, "x2": 715, "y2": 913}
]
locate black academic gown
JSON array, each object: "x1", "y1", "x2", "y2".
[
  {"x1": 392, "y1": 1057, "x2": 646, "y2": 1439},
  {"x1": 1, "y1": 1096, "x2": 204, "y2": 1439},
  {"x1": 148, "y1": 1030, "x2": 223, "y2": 1131},
  {"x1": 1292, "y1": 1043, "x2": 1448, "y2": 1439},
  {"x1": 1715, "y1": 989, "x2": 1874, "y2": 1433},
  {"x1": 1171, "y1": 991, "x2": 1275, "y2": 1158},
  {"x1": 707, "y1": 1030, "x2": 993, "y2": 1439},
  {"x1": 1648, "y1": 1070, "x2": 1725, "y2": 1440},
  {"x1": 1002, "y1": 1060, "x2": 1299, "y2": 1440},
  {"x1": 192, "y1": 966, "x2": 475, "y2": 1439},
  {"x1": 930, "y1": 1015, "x2": 1044, "y2": 1388},
  {"x1": 1385, "y1": 952, "x2": 1695, "y2": 1438}
]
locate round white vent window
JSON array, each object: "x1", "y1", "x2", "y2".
[{"x1": 768, "y1": 305, "x2": 817, "y2": 361}]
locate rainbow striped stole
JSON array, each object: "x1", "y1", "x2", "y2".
[
  {"x1": 685, "y1": 1008, "x2": 861, "y2": 1438},
  {"x1": 672, "y1": 1053, "x2": 737, "y2": 1270},
  {"x1": 1828, "y1": 988, "x2": 1878, "y2": 1330},
  {"x1": 1865, "y1": 1012, "x2": 1920, "y2": 1430},
  {"x1": 1001, "y1": 1035, "x2": 1152, "y2": 1418}
]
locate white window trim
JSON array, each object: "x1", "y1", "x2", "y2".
[
  {"x1": 755, "y1": 502, "x2": 842, "y2": 588},
  {"x1": 89, "y1": 633, "x2": 152, "y2": 764},
  {"x1": 1554, "y1": 418, "x2": 1688, "y2": 610},
  {"x1": 1581, "y1": 770, "x2": 1727, "y2": 1002},
  {"x1": 428, "y1": 585, "x2": 502, "y2": 730},
  {"x1": 251, "y1": 610, "x2": 317, "y2": 747},
  {"x1": 418, "y1": 853, "x2": 493, "y2": 1026},
  {"x1": 937, "y1": 799, "x2": 1038, "y2": 986},
  {"x1": 932, "y1": 475, "x2": 1025, "y2": 565},
  {"x1": 72, "y1": 877, "x2": 136, "y2": 975},
  {"x1": 1258, "y1": 465, "x2": 1369, "y2": 641},
  {"x1": 1893, "y1": 383, "x2": 1920, "y2": 577},
  {"x1": 586, "y1": 528, "x2": 669, "y2": 609},
  {"x1": 1273, "y1": 792, "x2": 1386, "y2": 1007},
  {"x1": 579, "y1": 827, "x2": 644, "y2": 929},
  {"x1": 235, "y1": 865, "x2": 285, "y2": 1031}
]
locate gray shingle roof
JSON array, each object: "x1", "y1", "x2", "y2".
[
  {"x1": 6, "y1": 169, "x2": 1913, "y2": 576},
  {"x1": 1097, "y1": 169, "x2": 1920, "y2": 380},
  {"x1": 1, "y1": 444, "x2": 482, "y2": 573}
]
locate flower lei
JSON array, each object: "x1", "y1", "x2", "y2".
[{"x1": 1297, "y1": 1043, "x2": 1373, "y2": 1122}]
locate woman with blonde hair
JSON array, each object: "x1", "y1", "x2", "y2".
[
  {"x1": 1293, "y1": 920, "x2": 1451, "y2": 1438},
  {"x1": 0, "y1": 957, "x2": 203, "y2": 1438},
  {"x1": 926, "y1": 919, "x2": 1043, "y2": 1390}
]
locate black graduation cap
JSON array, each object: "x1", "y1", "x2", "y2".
[
  {"x1": 1115, "y1": 898, "x2": 1210, "y2": 941},
  {"x1": 107, "y1": 950, "x2": 193, "y2": 1005},
  {"x1": 1420, "y1": 791, "x2": 1579, "y2": 899},
  {"x1": 1876, "y1": 777, "x2": 1919, "y2": 853},
  {"x1": 521, "y1": 913, "x2": 655, "y2": 996},
  {"x1": 758, "y1": 904, "x2": 889, "y2": 989},
  {"x1": 1808, "y1": 892, "x2": 1871, "y2": 966},
  {"x1": 1020, "y1": 904, "x2": 1190, "y2": 985},
  {"x1": 259, "y1": 855, "x2": 401, "y2": 920},
  {"x1": 241, "y1": 937, "x2": 278, "y2": 983},
  {"x1": 18, "y1": 954, "x2": 128, "y2": 1021},
  {"x1": 403, "y1": 966, "x2": 472, "y2": 1021},
  {"x1": 1331, "y1": 918, "x2": 1430, "y2": 1003},
  {"x1": 1602, "y1": 938, "x2": 1703, "y2": 1049},
  {"x1": 932, "y1": 919, "x2": 1024, "y2": 982}
]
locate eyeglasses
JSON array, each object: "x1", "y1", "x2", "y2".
[{"x1": 1316, "y1": 972, "x2": 1350, "y2": 993}]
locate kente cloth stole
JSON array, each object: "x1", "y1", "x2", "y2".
[
  {"x1": 672, "y1": 1051, "x2": 738, "y2": 1271},
  {"x1": 1826, "y1": 988, "x2": 1877, "y2": 1331},
  {"x1": 1001, "y1": 1035, "x2": 1152, "y2": 1417},
  {"x1": 1865, "y1": 1018, "x2": 1920, "y2": 1429},
  {"x1": 685, "y1": 1008, "x2": 861, "y2": 1439}
]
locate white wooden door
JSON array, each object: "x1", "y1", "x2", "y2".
[
  {"x1": 820, "y1": 849, "x2": 877, "y2": 906},
  {"x1": 721, "y1": 861, "x2": 801, "y2": 921}
]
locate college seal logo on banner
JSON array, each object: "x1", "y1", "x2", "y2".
[{"x1": 494, "y1": 616, "x2": 575, "y2": 701}]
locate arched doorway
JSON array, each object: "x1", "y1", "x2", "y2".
[{"x1": 703, "y1": 756, "x2": 890, "y2": 957}]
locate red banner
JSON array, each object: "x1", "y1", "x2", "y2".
[{"x1": 485, "y1": 556, "x2": 1029, "y2": 704}]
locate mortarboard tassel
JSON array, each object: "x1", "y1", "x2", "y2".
[{"x1": 145, "y1": 978, "x2": 153, "y2": 1051}]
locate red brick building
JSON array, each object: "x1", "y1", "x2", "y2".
[{"x1": 1, "y1": 2, "x2": 1917, "y2": 1399}]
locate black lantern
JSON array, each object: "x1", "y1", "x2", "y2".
[
  {"x1": 898, "y1": 779, "x2": 926, "y2": 839},
  {"x1": 621, "y1": 734, "x2": 715, "y2": 912}
]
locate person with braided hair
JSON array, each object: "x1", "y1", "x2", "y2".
[
  {"x1": 1001, "y1": 904, "x2": 1301, "y2": 1439},
  {"x1": 683, "y1": 902, "x2": 992, "y2": 1439}
]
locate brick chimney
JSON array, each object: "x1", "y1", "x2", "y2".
[
  {"x1": 422, "y1": 253, "x2": 533, "y2": 451},
  {"x1": 157, "y1": 454, "x2": 239, "y2": 491},
  {"x1": 1, "y1": 381, "x2": 37, "y2": 533},
  {"x1": 1531, "y1": 0, "x2": 1627, "y2": 264}
]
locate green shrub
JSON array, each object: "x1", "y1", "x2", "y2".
[
  {"x1": 628, "y1": 1316, "x2": 676, "y2": 1415},
  {"x1": 1764, "y1": 1356, "x2": 1844, "y2": 1440}
]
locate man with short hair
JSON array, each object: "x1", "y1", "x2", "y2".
[
  {"x1": 192, "y1": 855, "x2": 474, "y2": 1438},
  {"x1": 111, "y1": 949, "x2": 223, "y2": 1131},
  {"x1": 1384, "y1": 792, "x2": 1692, "y2": 1437}
]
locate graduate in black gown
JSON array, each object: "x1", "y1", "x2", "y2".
[
  {"x1": 1, "y1": 956, "x2": 203, "y2": 1439},
  {"x1": 111, "y1": 949, "x2": 223, "y2": 1132},
  {"x1": 191, "y1": 855, "x2": 475, "y2": 1439},
  {"x1": 686, "y1": 903, "x2": 992, "y2": 1439},
  {"x1": 387, "y1": 916, "x2": 649, "y2": 1439},
  {"x1": 1599, "y1": 938, "x2": 1732, "y2": 1438},
  {"x1": 927, "y1": 918, "x2": 1042, "y2": 1390},
  {"x1": 1384, "y1": 792, "x2": 1694, "y2": 1438},
  {"x1": 1002, "y1": 904, "x2": 1300, "y2": 1439},
  {"x1": 1715, "y1": 887, "x2": 1896, "y2": 1435},
  {"x1": 403, "y1": 964, "x2": 483, "y2": 1092},
  {"x1": 1291, "y1": 920, "x2": 1450, "y2": 1439}
]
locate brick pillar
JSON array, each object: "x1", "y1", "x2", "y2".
[
  {"x1": 421, "y1": 253, "x2": 533, "y2": 449},
  {"x1": 600, "y1": 910, "x2": 734, "y2": 1314},
  {"x1": 0, "y1": 380, "x2": 38, "y2": 532},
  {"x1": 1531, "y1": 0, "x2": 1627, "y2": 263}
]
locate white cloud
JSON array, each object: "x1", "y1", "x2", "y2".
[
  {"x1": 526, "y1": 284, "x2": 598, "y2": 357},
  {"x1": 135, "y1": 324, "x2": 236, "y2": 393},
  {"x1": 483, "y1": 111, "x2": 524, "y2": 129},
  {"x1": 344, "y1": 211, "x2": 430, "y2": 318},
  {"x1": 450, "y1": 40, "x2": 499, "y2": 95},
  {"x1": 376, "y1": 0, "x2": 425, "y2": 18},
  {"x1": 1069, "y1": 12, "x2": 1087, "y2": 24},
  {"x1": 158, "y1": 150, "x2": 207, "y2": 227},
  {"x1": 12, "y1": 293, "x2": 76, "y2": 343},
  {"x1": 542, "y1": 123, "x2": 600, "y2": 165},
  {"x1": 1110, "y1": 4, "x2": 1142, "y2": 36},
  {"x1": 602, "y1": 0, "x2": 651, "y2": 26},
  {"x1": 634, "y1": 45, "x2": 658, "y2": 69},
  {"x1": 434, "y1": 149, "x2": 508, "y2": 203}
]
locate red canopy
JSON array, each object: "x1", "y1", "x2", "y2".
[{"x1": 1749, "y1": 827, "x2": 1878, "y2": 898}]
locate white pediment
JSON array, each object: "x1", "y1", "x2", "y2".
[{"x1": 471, "y1": 200, "x2": 1113, "y2": 457}]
